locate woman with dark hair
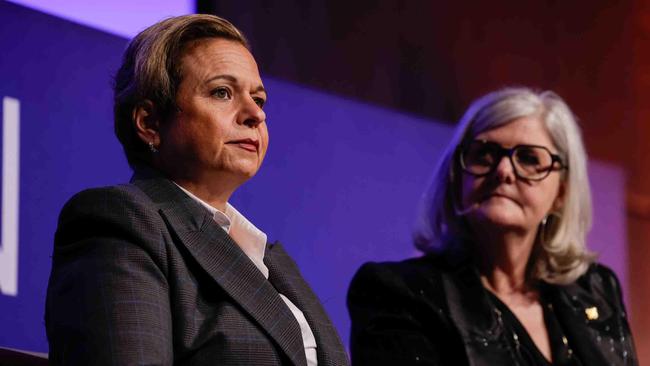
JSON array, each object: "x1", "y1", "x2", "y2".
[
  {"x1": 46, "y1": 14, "x2": 349, "y2": 366},
  {"x1": 348, "y1": 87, "x2": 637, "y2": 365}
]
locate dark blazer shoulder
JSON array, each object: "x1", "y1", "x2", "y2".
[
  {"x1": 349, "y1": 255, "x2": 449, "y2": 298},
  {"x1": 347, "y1": 254, "x2": 453, "y2": 333},
  {"x1": 348, "y1": 255, "x2": 465, "y2": 365},
  {"x1": 58, "y1": 183, "x2": 155, "y2": 224},
  {"x1": 59, "y1": 183, "x2": 154, "y2": 216},
  {"x1": 47, "y1": 182, "x2": 179, "y2": 365},
  {"x1": 583, "y1": 262, "x2": 623, "y2": 286},
  {"x1": 546, "y1": 262, "x2": 638, "y2": 365},
  {"x1": 566, "y1": 262, "x2": 623, "y2": 298},
  {"x1": 569, "y1": 262, "x2": 628, "y2": 313},
  {"x1": 54, "y1": 183, "x2": 166, "y2": 254}
]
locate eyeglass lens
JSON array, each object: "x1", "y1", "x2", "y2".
[{"x1": 461, "y1": 141, "x2": 555, "y2": 180}]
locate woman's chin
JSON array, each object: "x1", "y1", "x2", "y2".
[
  {"x1": 220, "y1": 161, "x2": 262, "y2": 180},
  {"x1": 468, "y1": 209, "x2": 525, "y2": 230}
]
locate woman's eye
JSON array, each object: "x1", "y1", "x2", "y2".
[
  {"x1": 471, "y1": 148, "x2": 495, "y2": 165},
  {"x1": 253, "y1": 97, "x2": 266, "y2": 108},
  {"x1": 475, "y1": 154, "x2": 494, "y2": 166},
  {"x1": 517, "y1": 151, "x2": 540, "y2": 165},
  {"x1": 212, "y1": 87, "x2": 232, "y2": 99}
]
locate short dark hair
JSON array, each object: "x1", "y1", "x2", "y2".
[{"x1": 113, "y1": 14, "x2": 249, "y2": 168}]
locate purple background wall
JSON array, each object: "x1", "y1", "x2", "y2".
[
  {"x1": 6, "y1": 0, "x2": 193, "y2": 38},
  {"x1": 0, "y1": 1, "x2": 130, "y2": 352},
  {"x1": 0, "y1": 0, "x2": 628, "y2": 354}
]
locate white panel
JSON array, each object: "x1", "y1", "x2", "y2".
[{"x1": 0, "y1": 97, "x2": 20, "y2": 297}]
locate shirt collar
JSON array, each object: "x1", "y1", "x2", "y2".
[{"x1": 173, "y1": 182, "x2": 269, "y2": 278}]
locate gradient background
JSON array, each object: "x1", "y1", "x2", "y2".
[{"x1": 0, "y1": 0, "x2": 645, "y2": 362}]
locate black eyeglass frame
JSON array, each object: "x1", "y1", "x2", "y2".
[{"x1": 458, "y1": 139, "x2": 568, "y2": 181}]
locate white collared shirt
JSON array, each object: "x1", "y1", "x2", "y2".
[{"x1": 174, "y1": 184, "x2": 318, "y2": 365}]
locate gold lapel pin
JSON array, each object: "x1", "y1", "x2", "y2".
[{"x1": 585, "y1": 306, "x2": 599, "y2": 320}]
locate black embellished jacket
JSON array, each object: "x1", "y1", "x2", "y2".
[{"x1": 347, "y1": 254, "x2": 637, "y2": 366}]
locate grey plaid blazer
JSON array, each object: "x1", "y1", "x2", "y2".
[{"x1": 46, "y1": 174, "x2": 349, "y2": 366}]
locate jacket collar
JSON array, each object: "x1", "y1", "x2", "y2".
[
  {"x1": 265, "y1": 244, "x2": 349, "y2": 366},
  {"x1": 542, "y1": 269, "x2": 620, "y2": 365},
  {"x1": 437, "y1": 256, "x2": 515, "y2": 365},
  {"x1": 436, "y1": 253, "x2": 625, "y2": 365},
  {"x1": 131, "y1": 172, "x2": 308, "y2": 366}
]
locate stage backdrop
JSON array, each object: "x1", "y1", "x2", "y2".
[{"x1": 0, "y1": 0, "x2": 629, "y2": 354}]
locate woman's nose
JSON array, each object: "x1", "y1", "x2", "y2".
[
  {"x1": 239, "y1": 97, "x2": 266, "y2": 128},
  {"x1": 494, "y1": 155, "x2": 515, "y2": 183}
]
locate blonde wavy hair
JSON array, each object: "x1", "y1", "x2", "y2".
[
  {"x1": 413, "y1": 87, "x2": 595, "y2": 284},
  {"x1": 113, "y1": 14, "x2": 249, "y2": 168}
]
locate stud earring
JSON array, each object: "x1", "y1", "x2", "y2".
[{"x1": 148, "y1": 141, "x2": 158, "y2": 153}]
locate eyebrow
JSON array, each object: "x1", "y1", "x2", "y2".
[{"x1": 206, "y1": 74, "x2": 266, "y2": 94}]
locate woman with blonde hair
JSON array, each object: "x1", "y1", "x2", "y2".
[
  {"x1": 348, "y1": 87, "x2": 637, "y2": 365},
  {"x1": 46, "y1": 14, "x2": 349, "y2": 365}
]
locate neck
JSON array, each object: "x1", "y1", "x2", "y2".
[
  {"x1": 154, "y1": 160, "x2": 246, "y2": 212},
  {"x1": 171, "y1": 172, "x2": 244, "y2": 212},
  {"x1": 472, "y1": 226, "x2": 538, "y2": 295}
]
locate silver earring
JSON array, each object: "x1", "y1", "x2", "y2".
[
  {"x1": 539, "y1": 212, "x2": 560, "y2": 245},
  {"x1": 148, "y1": 141, "x2": 158, "y2": 153}
]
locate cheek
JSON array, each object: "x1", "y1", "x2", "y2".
[
  {"x1": 459, "y1": 175, "x2": 482, "y2": 204},
  {"x1": 521, "y1": 181, "x2": 561, "y2": 215},
  {"x1": 259, "y1": 125, "x2": 270, "y2": 157},
  {"x1": 199, "y1": 119, "x2": 229, "y2": 151},
  {"x1": 161, "y1": 118, "x2": 192, "y2": 151}
]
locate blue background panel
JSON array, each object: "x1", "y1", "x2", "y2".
[{"x1": 0, "y1": 0, "x2": 629, "y2": 354}]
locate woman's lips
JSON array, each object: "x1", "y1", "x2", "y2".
[
  {"x1": 227, "y1": 138, "x2": 259, "y2": 152},
  {"x1": 482, "y1": 193, "x2": 521, "y2": 207}
]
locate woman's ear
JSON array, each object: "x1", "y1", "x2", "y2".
[{"x1": 133, "y1": 100, "x2": 160, "y2": 147}]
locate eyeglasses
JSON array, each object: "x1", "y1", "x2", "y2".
[{"x1": 459, "y1": 140, "x2": 567, "y2": 181}]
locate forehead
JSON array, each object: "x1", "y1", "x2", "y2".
[
  {"x1": 179, "y1": 38, "x2": 262, "y2": 84},
  {"x1": 474, "y1": 116, "x2": 555, "y2": 149}
]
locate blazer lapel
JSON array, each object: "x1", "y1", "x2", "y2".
[
  {"x1": 133, "y1": 175, "x2": 307, "y2": 366},
  {"x1": 440, "y1": 260, "x2": 515, "y2": 366},
  {"x1": 265, "y1": 243, "x2": 349, "y2": 366},
  {"x1": 545, "y1": 278, "x2": 617, "y2": 365}
]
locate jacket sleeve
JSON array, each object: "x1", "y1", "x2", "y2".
[
  {"x1": 45, "y1": 186, "x2": 173, "y2": 366},
  {"x1": 347, "y1": 262, "x2": 453, "y2": 366},
  {"x1": 595, "y1": 264, "x2": 639, "y2": 365}
]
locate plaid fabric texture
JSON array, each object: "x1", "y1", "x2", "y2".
[{"x1": 46, "y1": 175, "x2": 349, "y2": 366}]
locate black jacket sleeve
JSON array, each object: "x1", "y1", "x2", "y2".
[
  {"x1": 45, "y1": 186, "x2": 174, "y2": 365},
  {"x1": 347, "y1": 261, "x2": 463, "y2": 366}
]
